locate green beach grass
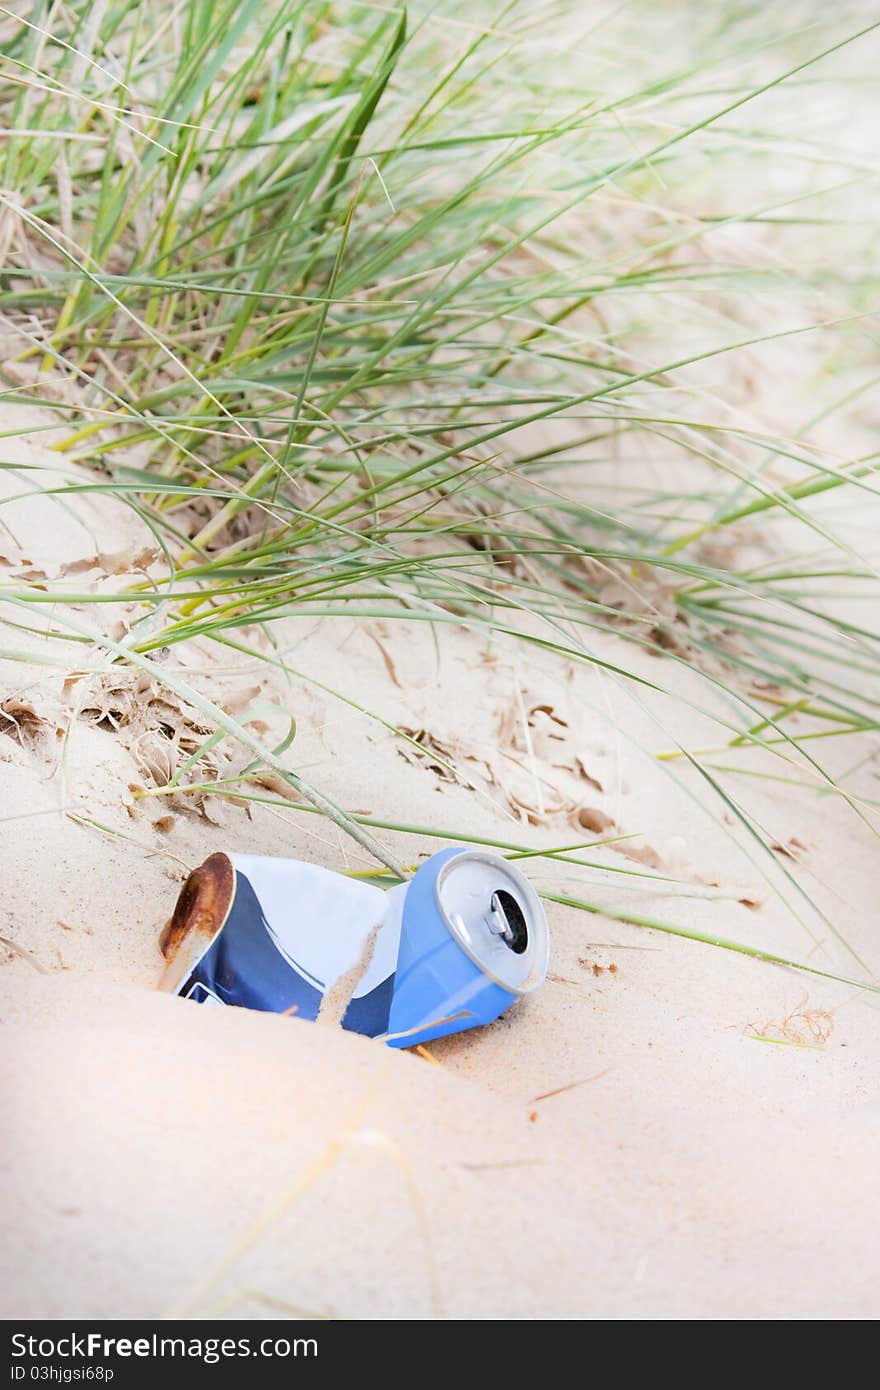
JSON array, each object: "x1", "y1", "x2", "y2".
[{"x1": 0, "y1": 0, "x2": 878, "y2": 986}]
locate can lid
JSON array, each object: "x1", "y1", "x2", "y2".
[{"x1": 433, "y1": 850, "x2": 550, "y2": 995}]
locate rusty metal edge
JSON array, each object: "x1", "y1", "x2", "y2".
[{"x1": 157, "y1": 851, "x2": 236, "y2": 995}]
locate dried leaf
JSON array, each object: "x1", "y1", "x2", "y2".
[
  {"x1": 574, "y1": 756, "x2": 603, "y2": 793},
  {"x1": 611, "y1": 842, "x2": 663, "y2": 869},
  {"x1": 250, "y1": 771, "x2": 304, "y2": 801},
  {"x1": 60, "y1": 545, "x2": 160, "y2": 577},
  {"x1": 62, "y1": 672, "x2": 87, "y2": 699},
  {"x1": 131, "y1": 731, "x2": 176, "y2": 785},
  {"x1": 506, "y1": 791, "x2": 547, "y2": 826},
  {"x1": 529, "y1": 703, "x2": 568, "y2": 729},
  {"x1": 219, "y1": 685, "x2": 262, "y2": 717},
  {"x1": 647, "y1": 623, "x2": 689, "y2": 656},
  {"x1": 770, "y1": 841, "x2": 797, "y2": 860},
  {"x1": 366, "y1": 628, "x2": 402, "y2": 688},
  {"x1": 504, "y1": 788, "x2": 570, "y2": 826},
  {"x1": 0, "y1": 696, "x2": 59, "y2": 747},
  {"x1": 495, "y1": 704, "x2": 517, "y2": 747},
  {"x1": 571, "y1": 806, "x2": 614, "y2": 834},
  {"x1": 397, "y1": 725, "x2": 490, "y2": 790}
]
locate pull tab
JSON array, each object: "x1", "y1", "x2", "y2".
[{"x1": 488, "y1": 889, "x2": 529, "y2": 954}]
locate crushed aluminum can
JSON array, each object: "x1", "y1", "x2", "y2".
[{"x1": 158, "y1": 847, "x2": 550, "y2": 1048}]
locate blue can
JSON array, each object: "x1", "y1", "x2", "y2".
[{"x1": 159, "y1": 847, "x2": 549, "y2": 1048}]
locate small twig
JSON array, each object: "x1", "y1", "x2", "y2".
[
  {"x1": 530, "y1": 1068, "x2": 610, "y2": 1104},
  {"x1": 0, "y1": 934, "x2": 47, "y2": 973}
]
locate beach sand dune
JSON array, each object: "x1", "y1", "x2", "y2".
[{"x1": 1, "y1": 405, "x2": 878, "y2": 1320}]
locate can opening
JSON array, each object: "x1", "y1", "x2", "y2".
[
  {"x1": 432, "y1": 850, "x2": 549, "y2": 993},
  {"x1": 491, "y1": 889, "x2": 529, "y2": 954}
]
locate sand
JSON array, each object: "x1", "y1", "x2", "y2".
[{"x1": 0, "y1": 391, "x2": 878, "y2": 1322}]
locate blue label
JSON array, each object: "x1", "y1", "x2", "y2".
[{"x1": 180, "y1": 868, "x2": 395, "y2": 1035}]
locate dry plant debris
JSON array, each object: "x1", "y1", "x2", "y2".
[
  {"x1": 62, "y1": 669, "x2": 266, "y2": 814},
  {"x1": 746, "y1": 998, "x2": 834, "y2": 1047}
]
